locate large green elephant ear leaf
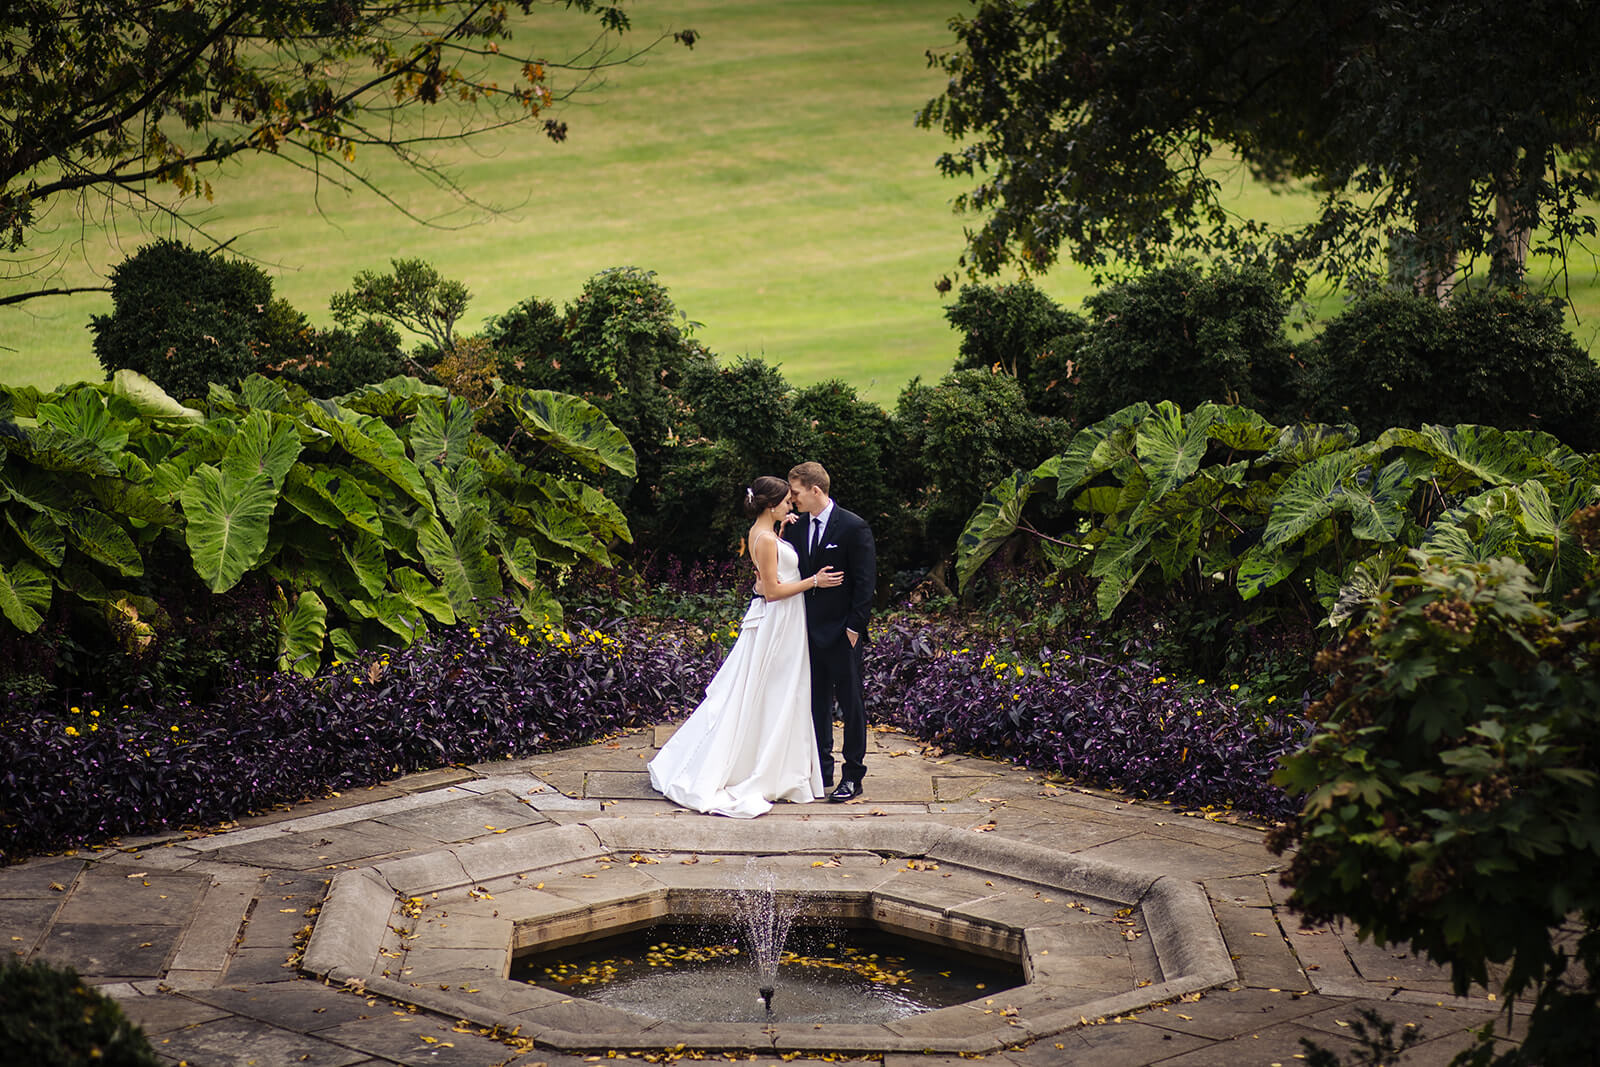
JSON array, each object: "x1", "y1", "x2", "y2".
[
  {"x1": 276, "y1": 590, "x2": 327, "y2": 677},
  {"x1": 1089, "y1": 531, "x2": 1151, "y2": 618},
  {"x1": 1342, "y1": 457, "x2": 1419, "y2": 542},
  {"x1": 416, "y1": 511, "x2": 503, "y2": 616},
  {"x1": 1236, "y1": 541, "x2": 1302, "y2": 601},
  {"x1": 1207, "y1": 404, "x2": 1280, "y2": 452},
  {"x1": 391, "y1": 567, "x2": 456, "y2": 625},
  {"x1": 0, "y1": 559, "x2": 52, "y2": 632},
  {"x1": 35, "y1": 388, "x2": 129, "y2": 457},
  {"x1": 66, "y1": 508, "x2": 144, "y2": 576},
  {"x1": 409, "y1": 397, "x2": 475, "y2": 470},
  {"x1": 223, "y1": 410, "x2": 302, "y2": 488},
  {"x1": 110, "y1": 370, "x2": 203, "y2": 422},
  {"x1": 238, "y1": 374, "x2": 294, "y2": 413},
  {"x1": 1261, "y1": 447, "x2": 1368, "y2": 550},
  {"x1": 303, "y1": 400, "x2": 433, "y2": 507},
  {"x1": 6, "y1": 511, "x2": 65, "y2": 567},
  {"x1": 955, "y1": 456, "x2": 1060, "y2": 591},
  {"x1": 180, "y1": 466, "x2": 280, "y2": 592},
  {"x1": 1264, "y1": 423, "x2": 1361, "y2": 466},
  {"x1": 340, "y1": 376, "x2": 449, "y2": 417},
  {"x1": 505, "y1": 387, "x2": 637, "y2": 477},
  {"x1": 1378, "y1": 424, "x2": 1545, "y2": 490},
  {"x1": 280, "y1": 467, "x2": 383, "y2": 534},
  {"x1": 1052, "y1": 402, "x2": 1150, "y2": 497},
  {"x1": 424, "y1": 458, "x2": 486, "y2": 528},
  {"x1": 1135, "y1": 401, "x2": 1216, "y2": 503}
]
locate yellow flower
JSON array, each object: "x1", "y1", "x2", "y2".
[
  {"x1": 90, "y1": 709, "x2": 100, "y2": 718},
  {"x1": 65, "y1": 725, "x2": 80, "y2": 737},
  {"x1": 1152, "y1": 676, "x2": 1167, "y2": 684},
  {"x1": 170, "y1": 725, "x2": 180, "y2": 733},
  {"x1": 1267, "y1": 695, "x2": 1278, "y2": 704},
  {"x1": 1229, "y1": 683, "x2": 1240, "y2": 691},
  {"x1": 1196, "y1": 679, "x2": 1205, "y2": 685},
  {"x1": 89, "y1": 724, "x2": 99, "y2": 732},
  {"x1": 69, "y1": 706, "x2": 81, "y2": 714}
]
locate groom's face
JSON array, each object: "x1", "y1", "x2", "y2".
[{"x1": 788, "y1": 479, "x2": 825, "y2": 516}]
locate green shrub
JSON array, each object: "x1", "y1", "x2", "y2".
[
  {"x1": 1271, "y1": 543, "x2": 1600, "y2": 1065},
  {"x1": 89, "y1": 240, "x2": 296, "y2": 400},
  {"x1": 793, "y1": 379, "x2": 922, "y2": 576},
  {"x1": 649, "y1": 357, "x2": 817, "y2": 558},
  {"x1": 1072, "y1": 261, "x2": 1298, "y2": 424},
  {"x1": 0, "y1": 957, "x2": 159, "y2": 1065},
  {"x1": 273, "y1": 319, "x2": 405, "y2": 399},
  {"x1": 485, "y1": 295, "x2": 568, "y2": 391},
  {"x1": 486, "y1": 268, "x2": 709, "y2": 522},
  {"x1": 1301, "y1": 287, "x2": 1600, "y2": 450},
  {"x1": 944, "y1": 280, "x2": 1085, "y2": 395},
  {"x1": 896, "y1": 369, "x2": 1070, "y2": 550}
]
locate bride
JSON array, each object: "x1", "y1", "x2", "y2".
[{"x1": 649, "y1": 475, "x2": 844, "y2": 817}]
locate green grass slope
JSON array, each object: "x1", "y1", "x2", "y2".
[{"x1": 2, "y1": 0, "x2": 1595, "y2": 400}]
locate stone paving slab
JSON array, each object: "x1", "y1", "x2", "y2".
[
  {"x1": 370, "y1": 791, "x2": 551, "y2": 843},
  {"x1": 7, "y1": 725, "x2": 1527, "y2": 1065},
  {"x1": 36, "y1": 922, "x2": 183, "y2": 978}
]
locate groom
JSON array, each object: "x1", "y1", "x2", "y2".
[{"x1": 786, "y1": 461, "x2": 876, "y2": 801}]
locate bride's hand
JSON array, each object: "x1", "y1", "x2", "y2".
[
  {"x1": 814, "y1": 566, "x2": 844, "y2": 589},
  {"x1": 779, "y1": 512, "x2": 799, "y2": 528}
]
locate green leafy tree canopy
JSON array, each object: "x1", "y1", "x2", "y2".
[{"x1": 918, "y1": 0, "x2": 1600, "y2": 297}]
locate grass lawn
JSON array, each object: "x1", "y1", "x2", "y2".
[{"x1": 2, "y1": 0, "x2": 1596, "y2": 402}]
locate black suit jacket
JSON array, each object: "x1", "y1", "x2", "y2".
[{"x1": 785, "y1": 504, "x2": 876, "y2": 648}]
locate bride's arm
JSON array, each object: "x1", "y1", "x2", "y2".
[{"x1": 751, "y1": 533, "x2": 841, "y2": 600}]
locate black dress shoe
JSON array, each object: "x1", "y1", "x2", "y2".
[{"x1": 828, "y1": 780, "x2": 863, "y2": 803}]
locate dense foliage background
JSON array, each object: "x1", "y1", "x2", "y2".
[{"x1": 4, "y1": 242, "x2": 1599, "y2": 1063}]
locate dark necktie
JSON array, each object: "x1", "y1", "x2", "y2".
[{"x1": 810, "y1": 516, "x2": 823, "y2": 555}]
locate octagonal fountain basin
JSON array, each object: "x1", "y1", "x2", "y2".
[
  {"x1": 514, "y1": 919, "x2": 1025, "y2": 1023},
  {"x1": 302, "y1": 818, "x2": 1235, "y2": 1056}
]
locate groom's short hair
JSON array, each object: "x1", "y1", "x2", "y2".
[{"x1": 788, "y1": 461, "x2": 830, "y2": 494}]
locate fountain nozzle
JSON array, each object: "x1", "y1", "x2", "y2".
[{"x1": 758, "y1": 985, "x2": 775, "y2": 1011}]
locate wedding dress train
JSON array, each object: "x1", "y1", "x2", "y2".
[{"x1": 648, "y1": 536, "x2": 823, "y2": 817}]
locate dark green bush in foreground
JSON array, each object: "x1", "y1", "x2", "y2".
[
  {"x1": 0, "y1": 956, "x2": 158, "y2": 1065},
  {"x1": 1271, "y1": 536, "x2": 1600, "y2": 1066}
]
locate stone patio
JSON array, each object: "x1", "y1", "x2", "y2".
[{"x1": 2, "y1": 724, "x2": 1519, "y2": 1066}]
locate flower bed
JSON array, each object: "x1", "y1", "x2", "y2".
[
  {"x1": 863, "y1": 621, "x2": 1309, "y2": 820},
  {"x1": 2, "y1": 606, "x2": 1308, "y2": 863},
  {"x1": 0, "y1": 611, "x2": 720, "y2": 863}
]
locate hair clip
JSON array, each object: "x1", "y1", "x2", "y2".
[{"x1": 745, "y1": 487, "x2": 754, "y2": 503}]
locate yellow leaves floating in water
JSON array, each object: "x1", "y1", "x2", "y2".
[{"x1": 537, "y1": 939, "x2": 918, "y2": 989}]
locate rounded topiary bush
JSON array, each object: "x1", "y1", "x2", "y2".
[
  {"x1": 1071, "y1": 261, "x2": 1299, "y2": 424},
  {"x1": 0, "y1": 957, "x2": 158, "y2": 1066},
  {"x1": 89, "y1": 239, "x2": 297, "y2": 401},
  {"x1": 1300, "y1": 287, "x2": 1600, "y2": 449}
]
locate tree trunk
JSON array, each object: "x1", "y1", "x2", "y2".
[{"x1": 1491, "y1": 163, "x2": 1537, "y2": 285}]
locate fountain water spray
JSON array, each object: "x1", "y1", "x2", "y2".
[{"x1": 733, "y1": 860, "x2": 797, "y2": 1013}]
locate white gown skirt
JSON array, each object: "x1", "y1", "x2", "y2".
[{"x1": 649, "y1": 585, "x2": 823, "y2": 818}]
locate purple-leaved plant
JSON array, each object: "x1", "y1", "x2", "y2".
[
  {"x1": 862, "y1": 621, "x2": 1309, "y2": 819},
  {"x1": 2, "y1": 606, "x2": 1309, "y2": 864},
  {"x1": 0, "y1": 608, "x2": 721, "y2": 863}
]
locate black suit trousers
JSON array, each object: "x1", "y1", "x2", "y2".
[{"x1": 810, "y1": 632, "x2": 866, "y2": 785}]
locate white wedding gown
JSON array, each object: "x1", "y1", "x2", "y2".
[{"x1": 649, "y1": 536, "x2": 823, "y2": 817}]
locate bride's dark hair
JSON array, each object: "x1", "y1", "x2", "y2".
[{"x1": 742, "y1": 475, "x2": 790, "y2": 518}]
